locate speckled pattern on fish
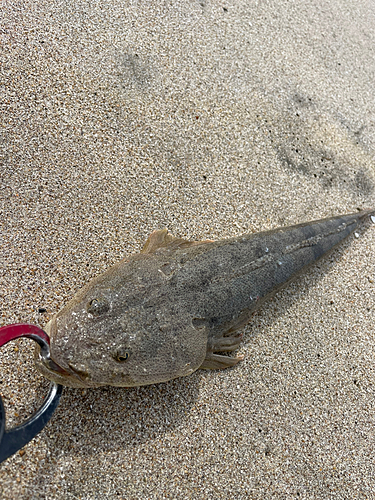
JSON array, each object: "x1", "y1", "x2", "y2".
[{"x1": 35, "y1": 210, "x2": 374, "y2": 388}]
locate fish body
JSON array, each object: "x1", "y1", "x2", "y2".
[{"x1": 35, "y1": 210, "x2": 373, "y2": 388}]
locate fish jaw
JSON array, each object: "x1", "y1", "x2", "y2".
[
  {"x1": 33, "y1": 350, "x2": 94, "y2": 387},
  {"x1": 34, "y1": 318, "x2": 97, "y2": 388}
]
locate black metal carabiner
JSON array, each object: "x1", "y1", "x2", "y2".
[{"x1": 0, "y1": 324, "x2": 64, "y2": 463}]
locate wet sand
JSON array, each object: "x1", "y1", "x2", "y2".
[{"x1": 1, "y1": 1, "x2": 375, "y2": 498}]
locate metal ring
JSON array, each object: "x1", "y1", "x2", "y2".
[
  {"x1": 0, "y1": 382, "x2": 62, "y2": 463},
  {"x1": 0, "y1": 324, "x2": 63, "y2": 463}
]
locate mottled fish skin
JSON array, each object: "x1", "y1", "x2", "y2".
[{"x1": 35, "y1": 210, "x2": 374, "y2": 388}]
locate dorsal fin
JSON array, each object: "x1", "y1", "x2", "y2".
[
  {"x1": 141, "y1": 229, "x2": 190, "y2": 254},
  {"x1": 141, "y1": 229, "x2": 213, "y2": 254}
]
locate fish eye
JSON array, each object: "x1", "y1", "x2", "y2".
[
  {"x1": 87, "y1": 297, "x2": 110, "y2": 316},
  {"x1": 114, "y1": 348, "x2": 131, "y2": 363}
]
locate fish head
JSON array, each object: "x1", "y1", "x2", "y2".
[{"x1": 34, "y1": 256, "x2": 208, "y2": 388}]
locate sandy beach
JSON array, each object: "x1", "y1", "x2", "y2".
[{"x1": 1, "y1": 0, "x2": 375, "y2": 498}]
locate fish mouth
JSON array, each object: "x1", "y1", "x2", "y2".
[
  {"x1": 35, "y1": 351, "x2": 92, "y2": 388},
  {"x1": 41, "y1": 319, "x2": 72, "y2": 376},
  {"x1": 36, "y1": 345, "x2": 77, "y2": 379},
  {"x1": 31, "y1": 318, "x2": 71, "y2": 377},
  {"x1": 34, "y1": 318, "x2": 92, "y2": 387},
  {"x1": 43, "y1": 355, "x2": 72, "y2": 376}
]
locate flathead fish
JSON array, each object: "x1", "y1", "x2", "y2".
[{"x1": 35, "y1": 210, "x2": 374, "y2": 388}]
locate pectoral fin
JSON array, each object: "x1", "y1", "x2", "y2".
[{"x1": 200, "y1": 353, "x2": 244, "y2": 370}]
